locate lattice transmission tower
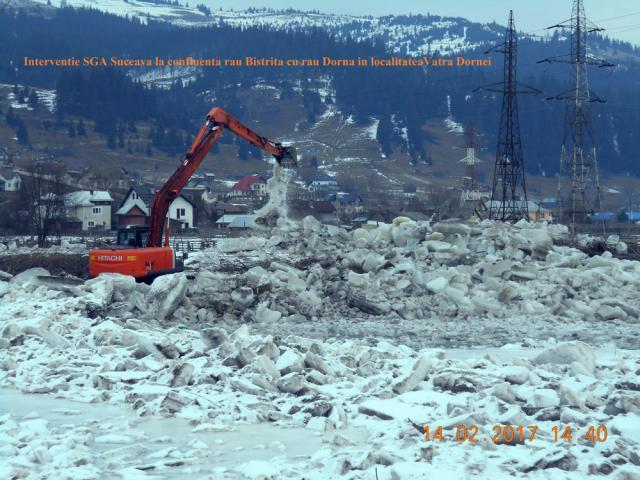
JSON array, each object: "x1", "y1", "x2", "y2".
[
  {"x1": 476, "y1": 11, "x2": 540, "y2": 222},
  {"x1": 459, "y1": 124, "x2": 480, "y2": 190},
  {"x1": 458, "y1": 124, "x2": 485, "y2": 206},
  {"x1": 538, "y1": 0, "x2": 614, "y2": 225}
]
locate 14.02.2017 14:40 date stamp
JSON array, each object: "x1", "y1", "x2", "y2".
[{"x1": 423, "y1": 424, "x2": 609, "y2": 444}]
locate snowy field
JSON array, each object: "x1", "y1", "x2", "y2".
[{"x1": 1, "y1": 217, "x2": 640, "y2": 479}]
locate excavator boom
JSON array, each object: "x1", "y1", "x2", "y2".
[
  {"x1": 147, "y1": 107, "x2": 296, "y2": 248},
  {"x1": 89, "y1": 107, "x2": 296, "y2": 280}
]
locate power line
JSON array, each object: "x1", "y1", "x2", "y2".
[
  {"x1": 475, "y1": 10, "x2": 537, "y2": 222},
  {"x1": 539, "y1": 0, "x2": 613, "y2": 227},
  {"x1": 592, "y1": 11, "x2": 640, "y2": 24}
]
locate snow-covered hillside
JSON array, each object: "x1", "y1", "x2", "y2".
[{"x1": 29, "y1": 0, "x2": 507, "y2": 55}]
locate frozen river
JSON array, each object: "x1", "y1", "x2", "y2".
[{"x1": 1, "y1": 388, "x2": 367, "y2": 478}]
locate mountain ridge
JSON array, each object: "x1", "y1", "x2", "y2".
[{"x1": 24, "y1": 0, "x2": 637, "y2": 57}]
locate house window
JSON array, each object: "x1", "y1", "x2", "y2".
[
  {"x1": 92, "y1": 207, "x2": 102, "y2": 215},
  {"x1": 132, "y1": 192, "x2": 137, "y2": 199},
  {"x1": 176, "y1": 208, "x2": 186, "y2": 219},
  {"x1": 88, "y1": 221, "x2": 95, "y2": 227}
]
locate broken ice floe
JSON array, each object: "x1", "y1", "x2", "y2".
[{"x1": 2, "y1": 218, "x2": 640, "y2": 478}]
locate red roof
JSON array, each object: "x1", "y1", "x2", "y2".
[{"x1": 230, "y1": 175, "x2": 264, "y2": 191}]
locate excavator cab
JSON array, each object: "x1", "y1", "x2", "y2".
[{"x1": 117, "y1": 226, "x2": 149, "y2": 248}]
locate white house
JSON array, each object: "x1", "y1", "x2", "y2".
[
  {"x1": 307, "y1": 174, "x2": 338, "y2": 193},
  {"x1": 0, "y1": 170, "x2": 21, "y2": 192},
  {"x1": 216, "y1": 214, "x2": 257, "y2": 229},
  {"x1": 64, "y1": 190, "x2": 114, "y2": 230},
  {"x1": 116, "y1": 186, "x2": 196, "y2": 229},
  {"x1": 170, "y1": 195, "x2": 195, "y2": 229}
]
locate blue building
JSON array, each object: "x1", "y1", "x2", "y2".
[{"x1": 591, "y1": 212, "x2": 615, "y2": 222}]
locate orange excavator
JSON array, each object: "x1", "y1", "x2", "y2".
[{"x1": 89, "y1": 107, "x2": 296, "y2": 281}]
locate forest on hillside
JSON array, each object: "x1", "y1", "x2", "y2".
[{"x1": 2, "y1": 6, "x2": 640, "y2": 175}]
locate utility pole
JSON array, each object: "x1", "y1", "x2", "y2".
[
  {"x1": 458, "y1": 124, "x2": 484, "y2": 206},
  {"x1": 475, "y1": 10, "x2": 539, "y2": 222},
  {"x1": 538, "y1": 0, "x2": 614, "y2": 228}
]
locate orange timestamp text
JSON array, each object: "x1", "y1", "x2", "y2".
[{"x1": 423, "y1": 424, "x2": 608, "y2": 444}]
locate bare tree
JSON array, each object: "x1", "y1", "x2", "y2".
[{"x1": 21, "y1": 161, "x2": 67, "y2": 247}]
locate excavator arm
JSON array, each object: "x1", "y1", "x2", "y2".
[{"x1": 146, "y1": 107, "x2": 296, "y2": 247}]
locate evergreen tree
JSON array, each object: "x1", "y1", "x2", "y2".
[
  {"x1": 164, "y1": 128, "x2": 180, "y2": 155},
  {"x1": 118, "y1": 126, "x2": 125, "y2": 149},
  {"x1": 77, "y1": 119, "x2": 86, "y2": 136},
  {"x1": 279, "y1": 81, "x2": 295, "y2": 100},
  {"x1": 249, "y1": 144, "x2": 262, "y2": 160},
  {"x1": 16, "y1": 118, "x2": 30, "y2": 145},
  {"x1": 237, "y1": 140, "x2": 249, "y2": 160},
  {"x1": 376, "y1": 115, "x2": 394, "y2": 158},
  {"x1": 302, "y1": 89, "x2": 323, "y2": 124},
  {"x1": 6, "y1": 107, "x2": 17, "y2": 127},
  {"x1": 67, "y1": 122, "x2": 76, "y2": 138},
  {"x1": 146, "y1": 143, "x2": 153, "y2": 156},
  {"x1": 55, "y1": 107, "x2": 65, "y2": 127},
  {"x1": 107, "y1": 132, "x2": 116, "y2": 149},
  {"x1": 28, "y1": 92, "x2": 39, "y2": 110}
]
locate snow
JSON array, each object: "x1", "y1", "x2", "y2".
[
  {"x1": 135, "y1": 67, "x2": 197, "y2": 89},
  {"x1": 64, "y1": 190, "x2": 113, "y2": 206},
  {"x1": 444, "y1": 94, "x2": 465, "y2": 133},
  {"x1": 355, "y1": 118, "x2": 379, "y2": 141},
  {"x1": 2, "y1": 207, "x2": 640, "y2": 477},
  {"x1": 36, "y1": 89, "x2": 57, "y2": 113},
  {"x1": 27, "y1": 1, "x2": 520, "y2": 60}
]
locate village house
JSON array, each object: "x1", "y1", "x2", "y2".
[
  {"x1": 307, "y1": 174, "x2": 338, "y2": 192},
  {"x1": 0, "y1": 169, "x2": 22, "y2": 192},
  {"x1": 182, "y1": 173, "x2": 216, "y2": 203},
  {"x1": 63, "y1": 190, "x2": 114, "y2": 230},
  {"x1": 307, "y1": 174, "x2": 339, "y2": 200},
  {"x1": 226, "y1": 175, "x2": 267, "y2": 199},
  {"x1": 216, "y1": 214, "x2": 258, "y2": 229},
  {"x1": 336, "y1": 192, "x2": 364, "y2": 217},
  {"x1": 203, "y1": 200, "x2": 249, "y2": 221},
  {"x1": 116, "y1": 185, "x2": 196, "y2": 229}
]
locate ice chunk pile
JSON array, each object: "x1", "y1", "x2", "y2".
[
  {"x1": 2, "y1": 293, "x2": 639, "y2": 478},
  {"x1": 1, "y1": 218, "x2": 640, "y2": 478},
  {"x1": 183, "y1": 217, "x2": 640, "y2": 348}
]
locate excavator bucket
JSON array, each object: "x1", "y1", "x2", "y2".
[{"x1": 277, "y1": 146, "x2": 297, "y2": 168}]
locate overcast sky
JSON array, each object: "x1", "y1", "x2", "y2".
[{"x1": 202, "y1": 0, "x2": 640, "y2": 45}]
